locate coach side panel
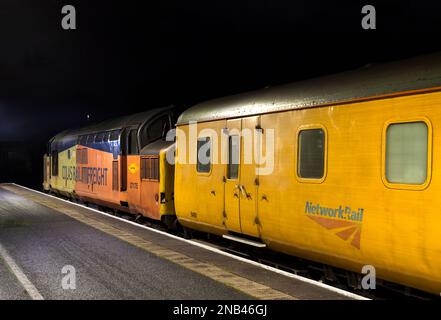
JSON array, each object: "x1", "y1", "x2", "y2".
[
  {"x1": 75, "y1": 145, "x2": 119, "y2": 206},
  {"x1": 258, "y1": 90, "x2": 441, "y2": 294},
  {"x1": 175, "y1": 120, "x2": 226, "y2": 235}
]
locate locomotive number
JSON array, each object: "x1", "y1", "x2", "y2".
[{"x1": 130, "y1": 182, "x2": 138, "y2": 189}]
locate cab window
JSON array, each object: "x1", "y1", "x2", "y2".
[
  {"x1": 128, "y1": 129, "x2": 139, "y2": 155},
  {"x1": 140, "y1": 115, "x2": 170, "y2": 148}
]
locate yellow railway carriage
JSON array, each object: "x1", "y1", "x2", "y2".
[{"x1": 174, "y1": 53, "x2": 441, "y2": 294}]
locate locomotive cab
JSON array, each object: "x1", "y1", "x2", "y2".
[{"x1": 123, "y1": 110, "x2": 176, "y2": 223}]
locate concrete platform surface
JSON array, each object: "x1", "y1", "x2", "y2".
[{"x1": 0, "y1": 184, "x2": 363, "y2": 300}]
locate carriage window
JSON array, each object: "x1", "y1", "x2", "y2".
[
  {"x1": 227, "y1": 135, "x2": 240, "y2": 179},
  {"x1": 103, "y1": 131, "x2": 111, "y2": 142},
  {"x1": 95, "y1": 132, "x2": 105, "y2": 143},
  {"x1": 386, "y1": 122, "x2": 428, "y2": 184},
  {"x1": 197, "y1": 137, "x2": 211, "y2": 173},
  {"x1": 110, "y1": 130, "x2": 119, "y2": 141},
  {"x1": 78, "y1": 135, "x2": 87, "y2": 145},
  {"x1": 86, "y1": 135, "x2": 94, "y2": 145},
  {"x1": 298, "y1": 129, "x2": 325, "y2": 179},
  {"x1": 128, "y1": 129, "x2": 139, "y2": 155}
]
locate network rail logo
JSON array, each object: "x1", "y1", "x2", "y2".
[{"x1": 305, "y1": 201, "x2": 364, "y2": 249}]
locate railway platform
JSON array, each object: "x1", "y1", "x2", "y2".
[{"x1": 0, "y1": 183, "x2": 365, "y2": 300}]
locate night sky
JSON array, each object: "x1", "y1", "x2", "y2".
[{"x1": 1, "y1": 0, "x2": 441, "y2": 187}]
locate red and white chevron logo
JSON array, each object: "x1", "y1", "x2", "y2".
[{"x1": 305, "y1": 202, "x2": 364, "y2": 249}]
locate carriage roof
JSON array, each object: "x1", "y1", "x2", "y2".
[
  {"x1": 177, "y1": 53, "x2": 441, "y2": 125},
  {"x1": 51, "y1": 106, "x2": 174, "y2": 149}
]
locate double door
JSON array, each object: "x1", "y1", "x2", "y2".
[{"x1": 224, "y1": 116, "x2": 262, "y2": 237}]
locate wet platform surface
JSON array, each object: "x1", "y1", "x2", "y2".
[{"x1": 0, "y1": 184, "x2": 360, "y2": 300}]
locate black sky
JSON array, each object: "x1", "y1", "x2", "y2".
[
  {"x1": 1, "y1": 0, "x2": 441, "y2": 187},
  {"x1": 1, "y1": 1, "x2": 441, "y2": 148}
]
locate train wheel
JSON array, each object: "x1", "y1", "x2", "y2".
[
  {"x1": 182, "y1": 227, "x2": 193, "y2": 239},
  {"x1": 161, "y1": 215, "x2": 178, "y2": 231}
]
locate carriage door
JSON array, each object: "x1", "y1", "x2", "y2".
[
  {"x1": 224, "y1": 116, "x2": 260, "y2": 238},
  {"x1": 120, "y1": 129, "x2": 128, "y2": 192},
  {"x1": 239, "y1": 116, "x2": 260, "y2": 237},
  {"x1": 224, "y1": 119, "x2": 242, "y2": 233}
]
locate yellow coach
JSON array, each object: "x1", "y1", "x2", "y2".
[{"x1": 174, "y1": 53, "x2": 441, "y2": 295}]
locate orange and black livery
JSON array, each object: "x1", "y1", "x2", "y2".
[{"x1": 43, "y1": 106, "x2": 176, "y2": 225}]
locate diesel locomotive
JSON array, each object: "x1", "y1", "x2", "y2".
[{"x1": 43, "y1": 107, "x2": 176, "y2": 226}]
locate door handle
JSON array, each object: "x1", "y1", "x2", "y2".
[
  {"x1": 238, "y1": 185, "x2": 246, "y2": 196},
  {"x1": 240, "y1": 185, "x2": 251, "y2": 199},
  {"x1": 211, "y1": 190, "x2": 216, "y2": 196},
  {"x1": 234, "y1": 184, "x2": 250, "y2": 198}
]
